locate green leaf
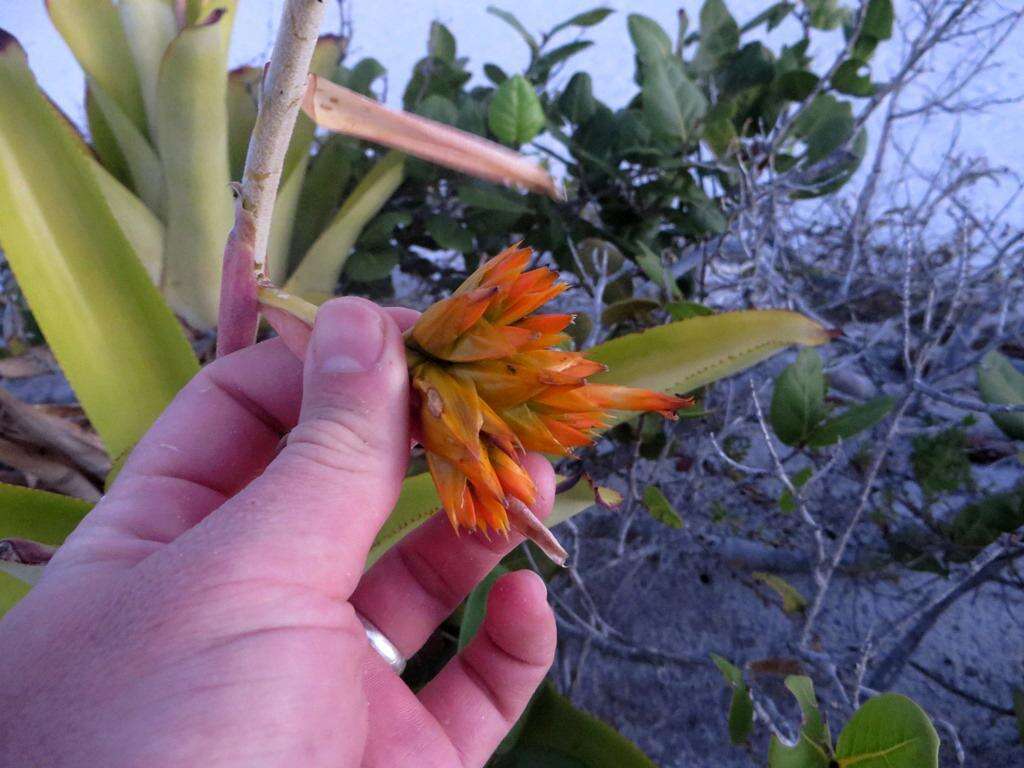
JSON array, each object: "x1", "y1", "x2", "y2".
[
  {"x1": 287, "y1": 135, "x2": 356, "y2": 270},
  {"x1": 769, "y1": 675, "x2": 832, "y2": 768},
  {"x1": 484, "y1": 63, "x2": 508, "y2": 85},
  {"x1": 558, "y1": 72, "x2": 597, "y2": 124},
  {"x1": 415, "y1": 94, "x2": 459, "y2": 126},
  {"x1": 549, "y1": 8, "x2": 614, "y2": 37},
  {"x1": 487, "y1": 6, "x2": 539, "y2": 54},
  {"x1": 286, "y1": 151, "x2": 406, "y2": 303},
  {"x1": 155, "y1": 12, "x2": 234, "y2": 328},
  {"x1": 89, "y1": 160, "x2": 165, "y2": 283},
  {"x1": 339, "y1": 57, "x2": 387, "y2": 97},
  {"x1": 226, "y1": 66, "x2": 261, "y2": 181},
  {"x1": 0, "y1": 572, "x2": 30, "y2": 618},
  {"x1": 458, "y1": 183, "x2": 531, "y2": 215},
  {"x1": 642, "y1": 485, "x2": 683, "y2": 528},
  {"x1": 529, "y1": 41, "x2": 593, "y2": 84},
  {"x1": 835, "y1": 694, "x2": 939, "y2": 768},
  {"x1": 602, "y1": 298, "x2": 661, "y2": 326},
  {"x1": 911, "y1": 427, "x2": 972, "y2": 497},
  {"x1": 803, "y1": 0, "x2": 849, "y2": 30},
  {"x1": 627, "y1": 14, "x2": 673, "y2": 66},
  {"x1": 88, "y1": 81, "x2": 165, "y2": 213},
  {"x1": 634, "y1": 243, "x2": 681, "y2": 300},
  {"x1": 770, "y1": 349, "x2": 828, "y2": 445},
  {"x1": 977, "y1": 351, "x2": 1024, "y2": 440},
  {"x1": 947, "y1": 487, "x2": 1023, "y2": 557},
  {"x1": 344, "y1": 249, "x2": 399, "y2": 283},
  {"x1": 807, "y1": 396, "x2": 894, "y2": 447},
  {"x1": 0, "y1": 482, "x2": 92, "y2": 544},
  {"x1": 47, "y1": 0, "x2": 146, "y2": 133},
  {"x1": 458, "y1": 564, "x2": 507, "y2": 650},
  {"x1": 501, "y1": 683, "x2": 658, "y2": 768},
  {"x1": 489, "y1": 75, "x2": 546, "y2": 146},
  {"x1": 711, "y1": 654, "x2": 754, "y2": 744},
  {"x1": 428, "y1": 21, "x2": 456, "y2": 63},
  {"x1": 427, "y1": 215, "x2": 473, "y2": 253},
  {"x1": 860, "y1": 0, "x2": 894, "y2": 41},
  {"x1": 832, "y1": 59, "x2": 874, "y2": 96},
  {"x1": 741, "y1": 2, "x2": 795, "y2": 33},
  {"x1": 753, "y1": 572, "x2": 807, "y2": 613},
  {"x1": 779, "y1": 466, "x2": 812, "y2": 513},
  {"x1": 117, "y1": 0, "x2": 178, "y2": 134},
  {"x1": 777, "y1": 70, "x2": 820, "y2": 101},
  {"x1": 642, "y1": 59, "x2": 707, "y2": 142},
  {"x1": 695, "y1": 0, "x2": 740, "y2": 74},
  {"x1": 665, "y1": 301, "x2": 714, "y2": 321},
  {"x1": 590, "y1": 310, "x2": 831, "y2": 399},
  {"x1": 0, "y1": 35, "x2": 199, "y2": 459}
]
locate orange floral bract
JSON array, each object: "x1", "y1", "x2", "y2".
[{"x1": 408, "y1": 245, "x2": 692, "y2": 551}]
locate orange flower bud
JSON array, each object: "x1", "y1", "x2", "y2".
[{"x1": 408, "y1": 245, "x2": 693, "y2": 556}]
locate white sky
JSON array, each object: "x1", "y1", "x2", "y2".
[{"x1": 1, "y1": 1, "x2": 1021, "y2": 218}]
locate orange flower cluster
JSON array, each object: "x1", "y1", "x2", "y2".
[{"x1": 407, "y1": 246, "x2": 691, "y2": 542}]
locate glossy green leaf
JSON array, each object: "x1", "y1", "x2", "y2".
[
  {"x1": 458, "y1": 563, "x2": 507, "y2": 650},
  {"x1": 977, "y1": 351, "x2": 1024, "y2": 440},
  {"x1": 589, "y1": 310, "x2": 831, "y2": 396},
  {"x1": 500, "y1": 683, "x2": 658, "y2": 768},
  {"x1": 489, "y1": 75, "x2": 546, "y2": 146},
  {"x1": 753, "y1": 572, "x2": 807, "y2": 613},
  {"x1": 487, "y1": 6, "x2": 539, "y2": 54},
  {"x1": 117, "y1": 0, "x2": 178, "y2": 134},
  {"x1": 286, "y1": 151, "x2": 406, "y2": 303},
  {"x1": 47, "y1": 0, "x2": 146, "y2": 133},
  {"x1": 641, "y1": 58, "x2": 707, "y2": 142},
  {"x1": 807, "y1": 395, "x2": 893, "y2": 447},
  {"x1": 770, "y1": 349, "x2": 827, "y2": 446},
  {"x1": 156, "y1": 11, "x2": 235, "y2": 328},
  {"x1": 0, "y1": 482, "x2": 92, "y2": 545},
  {"x1": 642, "y1": 485, "x2": 683, "y2": 528},
  {"x1": 779, "y1": 466, "x2": 812, "y2": 513},
  {"x1": 627, "y1": 14, "x2": 673, "y2": 66},
  {"x1": 89, "y1": 81, "x2": 165, "y2": 213},
  {"x1": 860, "y1": 0, "x2": 894, "y2": 41},
  {"x1": 835, "y1": 694, "x2": 939, "y2": 768},
  {"x1": 0, "y1": 36, "x2": 198, "y2": 458},
  {"x1": 549, "y1": 8, "x2": 614, "y2": 37}
]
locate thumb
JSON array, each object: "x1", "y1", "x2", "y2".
[{"x1": 181, "y1": 297, "x2": 411, "y2": 594}]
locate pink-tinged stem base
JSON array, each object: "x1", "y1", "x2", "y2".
[{"x1": 216, "y1": 200, "x2": 260, "y2": 358}]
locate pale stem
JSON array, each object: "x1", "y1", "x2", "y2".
[{"x1": 240, "y1": 0, "x2": 327, "y2": 272}]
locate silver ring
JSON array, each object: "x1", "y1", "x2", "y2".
[{"x1": 358, "y1": 612, "x2": 406, "y2": 675}]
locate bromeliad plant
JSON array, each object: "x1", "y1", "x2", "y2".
[{"x1": 0, "y1": 0, "x2": 835, "y2": 601}]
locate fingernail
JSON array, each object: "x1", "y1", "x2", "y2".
[{"x1": 311, "y1": 298, "x2": 385, "y2": 374}]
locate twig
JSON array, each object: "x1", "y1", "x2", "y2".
[{"x1": 239, "y1": 0, "x2": 327, "y2": 271}]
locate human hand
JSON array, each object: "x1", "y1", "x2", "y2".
[{"x1": 0, "y1": 297, "x2": 556, "y2": 767}]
